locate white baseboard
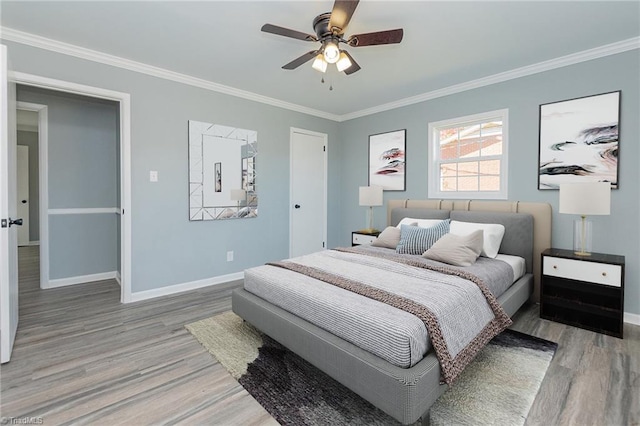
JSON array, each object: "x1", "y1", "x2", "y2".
[
  {"x1": 128, "y1": 272, "x2": 244, "y2": 303},
  {"x1": 27, "y1": 240, "x2": 40, "y2": 246},
  {"x1": 624, "y1": 311, "x2": 640, "y2": 326},
  {"x1": 115, "y1": 271, "x2": 121, "y2": 287},
  {"x1": 46, "y1": 271, "x2": 118, "y2": 289}
]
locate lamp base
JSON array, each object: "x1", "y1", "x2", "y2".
[
  {"x1": 573, "y1": 218, "x2": 592, "y2": 256},
  {"x1": 358, "y1": 228, "x2": 380, "y2": 235}
]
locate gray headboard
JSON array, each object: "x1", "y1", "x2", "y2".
[
  {"x1": 390, "y1": 207, "x2": 534, "y2": 274},
  {"x1": 390, "y1": 208, "x2": 450, "y2": 226}
]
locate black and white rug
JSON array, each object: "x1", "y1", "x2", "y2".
[{"x1": 186, "y1": 311, "x2": 557, "y2": 425}]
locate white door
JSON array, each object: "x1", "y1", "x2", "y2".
[
  {"x1": 289, "y1": 128, "x2": 327, "y2": 258},
  {"x1": 17, "y1": 145, "x2": 29, "y2": 246},
  {"x1": 1, "y1": 45, "x2": 20, "y2": 363}
]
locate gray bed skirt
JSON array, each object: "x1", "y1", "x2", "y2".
[{"x1": 232, "y1": 272, "x2": 533, "y2": 425}]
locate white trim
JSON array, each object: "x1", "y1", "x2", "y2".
[
  {"x1": 16, "y1": 101, "x2": 49, "y2": 289},
  {"x1": 624, "y1": 312, "x2": 640, "y2": 326},
  {"x1": 1, "y1": 27, "x2": 637, "y2": 123},
  {"x1": 46, "y1": 271, "x2": 118, "y2": 289},
  {"x1": 340, "y1": 37, "x2": 640, "y2": 121},
  {"x1": 27, "y1": 240, "x2": 39, "y2": 246},
  {"x1": 115, "y1": 271, "x2": 121, "y2": 287},
  {"x1": 0, "y1": 27, "x2": 340, "y2": 122},
  {"x1": 289, "y1": 127, "x2": 328, "y2": 258},
  {"x1": 428, "y1": 108, "x2": 509, "y2": 200},
  {"x1": 128, "y1": 272, "x2": 244, "y2": 303},
  {"x1": 48, "y1": 207, "x2": 118, "y2": 215},
  {"x1": 13, "y1": 72, "x2": 133, "y2": 304}
]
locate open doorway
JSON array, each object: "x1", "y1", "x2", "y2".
[{"x1": 12, "y1": 73, "x2": 132, "y2": 303}]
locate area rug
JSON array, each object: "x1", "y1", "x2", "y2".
[{"x1": 186, "y1": 312, "x2": 557, "y2": 425}]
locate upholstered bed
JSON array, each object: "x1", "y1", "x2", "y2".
[{"x1": 232, "y1": 200, "x2": 551, "y2": 424}]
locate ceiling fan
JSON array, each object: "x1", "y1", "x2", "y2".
[{"x1": 261, "y1": 0, "x2": 403, "y2": 75}]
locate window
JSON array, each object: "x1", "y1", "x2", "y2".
[{"x1": 428, "y1": 109, "x2": 508, "y2": 200}]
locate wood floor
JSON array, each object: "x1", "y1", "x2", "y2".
[{"x1": 1, "y1": 246, "x2": 638, "y2": 425}]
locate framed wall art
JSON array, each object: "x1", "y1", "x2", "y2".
[
  {"x1": 368, "y1": 129, "x2": 406, "y2": 191},
  {"x1": 538, "y1": 91, "x2": 620, "y2": 190}
]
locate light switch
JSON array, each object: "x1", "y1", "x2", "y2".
[{"x1": 150, "y1": 171, "x2": 158, "y2": 182}]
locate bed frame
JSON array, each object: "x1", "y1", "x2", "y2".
[{"x1": 232, "y1": 200, "x2": 551, "y2": 424}]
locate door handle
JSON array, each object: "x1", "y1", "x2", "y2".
[
  {"x1": 9, "y1": 218, "x2": 23, "y2": 227},
  {"x1": 294, "y1": 204, "x2": 301, "y2": 209}
]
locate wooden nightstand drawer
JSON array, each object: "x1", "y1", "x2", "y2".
[
  {"x1": 543, "y1": 256, "x2": 621, "y2": 287},
  {"x1": 352, "y1": 232, "x2": 378, "y2": 245}
]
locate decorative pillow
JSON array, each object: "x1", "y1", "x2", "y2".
[
  {"x1": 449, "y1": 221, "x2": 505, "y2": 258},
  {"x1": 396, "y1": 217, "x2": 445, "y2": 229},
  {"x1": 423, "y1": 230, "x2": 484, "y2": 266},
  {"x1": 396, "y1": 220, "x2": 450, "y2": 255},
  {"x1": 371, "y1": 226, "x2": 402, "y2": 249}
]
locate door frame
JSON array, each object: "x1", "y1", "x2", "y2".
[
  {"x1": 11, "y1": 72, "x2": 133, "y2": 303},
  {"x1": 16, "y1": 101, "x2": 48, "y2": 287},
  {"x1": 288, "y1": 127, "x2": 328, "y2": 257}
]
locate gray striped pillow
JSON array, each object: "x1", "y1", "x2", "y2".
[{"x1": 396, "y1": 220, "x2": 450, "y2": 255}]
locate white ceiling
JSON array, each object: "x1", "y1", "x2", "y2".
[{"x1": 1, "y1": 1, "x2": 639, "y2": 117}]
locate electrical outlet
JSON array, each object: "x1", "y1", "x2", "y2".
[{"x1": 226, "y1": 251, "x2": 234, "y2": 262}]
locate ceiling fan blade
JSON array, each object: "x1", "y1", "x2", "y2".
[
  {"x1": 349, "y1": 29, "x2": 403, "y2": 46},
  {"x1": 342, "y1": 50, "x2": 361, "y2": 75},
  {"x1": 261, "y1": 24, "x2": 317, "y2": 42},
  {"x1": 282, "y1": 50, "x2": 321, "y2": 70},
  {"x1": 329, "y1": 0, "x2": 360, "y2": 33}
]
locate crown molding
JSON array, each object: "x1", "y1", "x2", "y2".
[
  {"x1": 1, "y1": 26, "x2": 637, "y2": 123},
  {"x1": 340, "y1": 36, "x2": 640, "y2": 122},
  {"x1": 0, "y1": 26, "x2": 342, "y2": 122}
]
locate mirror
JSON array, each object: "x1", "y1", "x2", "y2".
[{"x1": 189, "y1": 121, "x2": 257, "y2": 220}]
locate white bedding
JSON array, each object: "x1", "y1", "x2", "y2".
[{"x1": 495, "y1": 254, "x2": 526, "y2": 283}]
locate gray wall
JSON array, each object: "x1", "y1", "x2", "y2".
[
  {"x1": 17, "y1": 130, "x2": 39, "y2": 242},
  {"x1": 338, "y1": 51, "x2": 639, "y2": 316},
  {"x1": 3, "y1": 40, "x2": 341, "y2": 293},
  {"x1": 16, "y1": 86, "x2": 120, "y2": 280}
]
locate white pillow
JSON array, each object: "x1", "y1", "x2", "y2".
[
  {"x1": 396, "y1": 217, "x2": 446, "y2": 229},
  {"x1": 449, "y1": 220, "x2": 505, "y2": 258}
]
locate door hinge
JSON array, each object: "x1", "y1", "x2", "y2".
[
  {"x1": 322, "y1": 241, "x2": 325, "y2": 248},
  {"x1": 323, "y1": 146, "x2": 326, "y2": 152},
  {"x1": 1, "y1": 219, "x2": 7, "y2": 228}
]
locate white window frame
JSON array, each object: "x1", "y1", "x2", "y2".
[{"x1": 428, "y1": 109, "x2": 509, "y2": 200}]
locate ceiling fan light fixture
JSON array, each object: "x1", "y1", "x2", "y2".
[
  {"x1": 323, "y1": 41, "x2": 340, "y2": 64},
  {"x1": 336, "y1": 51, "x2": 352, "y2": 72},
  {"x1": 311, "y1": 54, "x2": 328, "y2": 73}
]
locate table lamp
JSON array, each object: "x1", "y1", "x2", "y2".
[
  {"x1": 359, "y1": 185, "x2": 383, "y2": 234},
  {"x1": 559, "y1": 182, "x2": 611, "y2": 256}
]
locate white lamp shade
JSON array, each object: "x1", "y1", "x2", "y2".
[
  {"x1": 312, "y1": 54, "x2": 327, "y2": 73},
  {"x1": 230, "y1": 189, "x2": 246, "y2": 201},
  {"x1": 336, "y1": 51, "x2": 352, "y2": 72},
  {"x1": 559, "y1": 182, "x2": 611, "y2": 215},
  {"x1": 359, "y1": 186, "x2": 383, "y2": 207}
]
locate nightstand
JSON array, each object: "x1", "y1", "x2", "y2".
[
  {"x1": 540, "y1": 248, "x2": 625, "y2": 338},
  {"x1": 352, "y1": 231, "x2": 380, "y2": 246}
]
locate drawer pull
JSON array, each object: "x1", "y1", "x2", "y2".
[{"x1": 602, "y1": 272, "x2": 607, "y2": 277}]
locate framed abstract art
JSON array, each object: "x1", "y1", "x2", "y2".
[
  {"x1": 368, "y1": 129, "x2": 406, "y2": 191},
  {"x1": 538, "y1": 91, "x2": 620, "y2": 190}
]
